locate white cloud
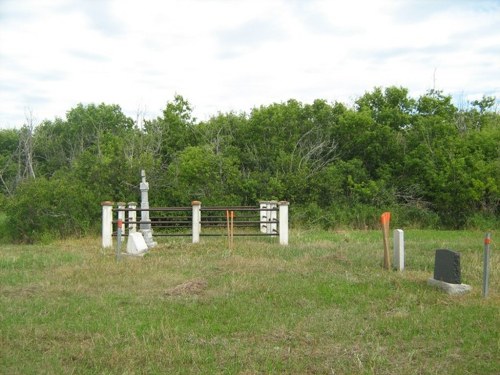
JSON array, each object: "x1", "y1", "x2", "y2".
[{"x1": 1, "y1": 0, "x2": 499, "y2": 128}]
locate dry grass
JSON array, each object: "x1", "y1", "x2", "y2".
[{"x1": 1, "y1": 230, "x2": 499, "y2": 374}]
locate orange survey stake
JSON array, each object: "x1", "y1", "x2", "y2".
[
  {"x1": 380, "y1": 212, "x2": 391, "y2": 270},
  {"x1": 380, "y1": 212, "x2": 391, "y2": 225}
]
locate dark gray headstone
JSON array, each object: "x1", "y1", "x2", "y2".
[{"x1": 433, "y1": 249, "x2": 461, "y2": 284}]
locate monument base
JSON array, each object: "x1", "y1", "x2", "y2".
[
  {"x1": 427, "y1": 278, "x2": 472, "y2": 295},
  {"x1": 126, "y1": 232, "x2": 149, "y2": 256},
  {"x1": 141, "y1": 229, "x2": 157, "y2": 249}
]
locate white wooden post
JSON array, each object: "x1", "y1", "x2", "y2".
[
  {"x1": 192, "y1": 201, "x2": 201, "y2": 244},
  {"x1": 394, "y1": 229, "x2": 405, "y2": 271},
  {"x1": 278, "y1": 201, "x2": 289, "y2": 246},
  {"x1": 117, "y1": 202, "x2": 126, "y2": 236},
  {"x1": 128, "y1": 202, "x2": 137, "y2": 233},
  {"x1": 101, "y1": 201, "x2": 113, "y2": 248}
]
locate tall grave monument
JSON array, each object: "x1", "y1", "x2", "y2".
[{"x1": 140, "y1": 170, "x2": 157, "y2": 248}]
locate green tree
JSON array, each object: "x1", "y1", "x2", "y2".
[
  {"x1": 355, "y1": 86, "x2": 416, "y2": 130},
  {"x1": 143, "y1": 95, "x2": 198, "y2": 167},
  {"x1": 164, "y1": 145, "x2": 241, "y2": 205},
  {"x1": 0, "y1": 129, "x2": 20, "y2": 196}
]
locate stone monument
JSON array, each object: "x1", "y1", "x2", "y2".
[
  {"x1": 427, "y1": 249, "x2": 471, "y2": 295},
  {"x1": 140, "y1": 170, "x2": 157, "y2": 248}
]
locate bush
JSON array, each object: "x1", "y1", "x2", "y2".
[
  {"x1": 292, "y1": 202, "x2": 444, "y2": 230},
  {"x1": 465, "y1": 212, "x2": 500, "y2": 231},
  {"x1": 389, "y1": 204, "x2": 441, "y2": 229},
  {"x1": 0, "y1": 212, "x2": 11, "y2": 243},
  {"x1": 293, "y1": 203, "x2": 386, "y2": 230},
  {"x1": 5, "y1": 177, "x2": 99, "y2": 243}
]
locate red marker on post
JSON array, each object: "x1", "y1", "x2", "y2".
[{"x1": 116, "y1": 219, "x2": 123, "y2": 261}]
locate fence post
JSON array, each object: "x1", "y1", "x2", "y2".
[
  {"x1": 128, "y1": 202, "x2": 137, "y2": 233},
  {"x1": 192, "y1": 201, "x2": 201, "y2": 244},
  {"x1": 117, "y1": 202, "x2": 126, "y2": 236},
  {"x1": 101, "y1": 201, "x2": 113, "y2": 248},
  {"x1": 278, "y1": 201, "x2": 289, "y2": 246}
]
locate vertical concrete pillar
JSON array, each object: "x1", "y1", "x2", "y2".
[
  {"x1": 128, "y1": 202, "x2": 137, "y2": 233},
  {"x1": 278, "y1": 201, "x2": 289, "y2": 246},
  {"x1": 192, "y1": 201, "x2": 201, "y2": 243},
  {"x1": 394, "y1": 229, "x2": 405, "y2": 271},
  {"x1": 101, "y1": 201, "x2": 113, "y2": 248}
]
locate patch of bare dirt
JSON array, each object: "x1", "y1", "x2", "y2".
[{"x1": 165, "y1": 278, "x2": 208, "y2": 296}]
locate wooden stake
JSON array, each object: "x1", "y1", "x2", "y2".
[
  {"x1": 380, "y1": 212, "x2": 391, "y2": 270},
  {"x1": 230, "y1": 211, "x2": 235, "y2": 249}
]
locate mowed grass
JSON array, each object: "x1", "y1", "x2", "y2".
[{"x1": 0, "y1": 230, "x2": 499, "y2": 374}]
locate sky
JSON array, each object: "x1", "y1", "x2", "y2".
[{"x1": 1, "y1": 0, "x2": 499, "y2": 128}]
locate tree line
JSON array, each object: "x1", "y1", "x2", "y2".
[{"x1": 0, "y1": 87, "x2": 499, "y2": 242}]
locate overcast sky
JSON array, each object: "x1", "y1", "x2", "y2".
[{"x1": 1, "y1": 0, "x2": 499, "y2": 128}]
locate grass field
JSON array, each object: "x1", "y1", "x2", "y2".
[{"x1": 1, "y1": 230, "x2": 499, "y2": 374}]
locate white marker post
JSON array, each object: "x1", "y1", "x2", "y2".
[{"x1": 393, "y1": 229, "x2": 405, "y2": 271}]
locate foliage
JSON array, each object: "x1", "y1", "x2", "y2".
[
  {"x1": 5, "y1": 176, "x2": 97, "y2": 243},
  {"x1": 0, "y1": 89, "x2": 499, "y2": 242}
]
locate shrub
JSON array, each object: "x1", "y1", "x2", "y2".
[{"x1": 5, "y1": 177, "x2": 98, "y2": 243}]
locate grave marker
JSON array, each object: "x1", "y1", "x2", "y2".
[
  {"x1": 427, "y1": 249, "x2": 471, "y2": 295},
  {"x1": 127, "y1": 232, "x2": 148, "y2": 256},
  {"x1": 433, "y1": 249, "x2": 461, "y2": 284},
  {"x1": 140, "y1": 170, "x2": 157, "y2": 248},
  {"x1": 393, "y1": 229, "x2": 404, "y2": 271}
]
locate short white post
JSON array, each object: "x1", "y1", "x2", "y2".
[
  {"x1": 394, "y1": 229, "x2": 405, "y2": 271},
  {"x1": 192, "y1": 201, "x2": 201, "y2": 244},
  {"x1": 117, "y1": 202, "x2": 126, "y2": 236},
  {"x1": 101, "y1": 201, "x2": 113, "y2": 248},
  {"x1": 128, "y1": 202, "x2": 137, "y2": 233},
  {"x1": 278, "y1": 201, "x2": 289, "y2": 246}
]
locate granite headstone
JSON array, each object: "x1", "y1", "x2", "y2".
[{"x1": 433, "y1": 249, "x2": 461, "y2": 284}]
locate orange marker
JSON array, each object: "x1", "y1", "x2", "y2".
[{"x1": 380, "y1": 212, "x2": 391, "y2": 270}]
